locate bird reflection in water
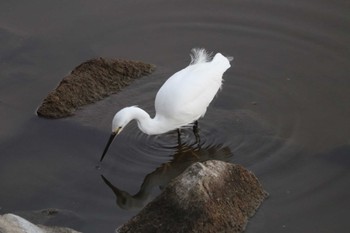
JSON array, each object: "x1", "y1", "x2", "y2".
[{"x1": 101, "y1": 143, "x2": 233, "y2": 210}]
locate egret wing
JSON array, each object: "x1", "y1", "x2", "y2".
[{"x1": 155, "y1": 59, "x2": 228, "y2": 125}]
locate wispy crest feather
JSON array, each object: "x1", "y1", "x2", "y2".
[{"x1": 189, "y1": 48, "x2": 213, "y2": 65}]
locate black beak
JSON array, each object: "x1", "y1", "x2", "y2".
[{"x1": 100, "y1": 132, "x2": 117, "y2": 162}]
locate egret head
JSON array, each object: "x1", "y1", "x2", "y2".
[
  {"x1": 100, "y1": 107, "x2": 134, "y2": 162},
  {"x1": 111, "y1": 107, "x2": 135, "y2": 133}
]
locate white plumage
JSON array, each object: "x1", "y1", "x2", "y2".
[{"x1": 101, "y1": 48, "x2": 232, "y2": 161}]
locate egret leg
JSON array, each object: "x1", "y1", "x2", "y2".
[
  {"x1": 193, "y1": 121, "x2": 201, "y2": 147},
  {"x1": 193, "y1": 120, "x2": 199, "y2": 133},
  {"x1": 177, "y1": 128, "x2": 182, "y2": 145}
]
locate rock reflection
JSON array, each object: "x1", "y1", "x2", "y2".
[{"x1": 101, "y1": 143, "x2": 233, "y2": 210}]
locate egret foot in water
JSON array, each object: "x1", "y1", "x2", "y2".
[{"x1": 176, "y1": 121, "x2": 201, "y2": 150}]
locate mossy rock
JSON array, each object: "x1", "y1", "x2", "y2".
[{"x1": 37, "y1": 58, "x2": 155, "y2": 118}]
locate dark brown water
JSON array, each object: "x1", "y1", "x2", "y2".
[{"x1": 1, "y1": 0, "x2": 349, "y2": 232}]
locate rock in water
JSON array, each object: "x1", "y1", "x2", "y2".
[
  {"x1": 117, "y1": 160, "x2": 268, "y2": 233},
  {"x1": 0, "y1": 214, "x2": 81, "y2": 233},
  {"x1": 37, "y1": 58, "x2": 155, "y2": 118}
]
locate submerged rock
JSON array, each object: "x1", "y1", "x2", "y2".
[
  {"x1": 0, "y1": 213, "x2": 81, "y2": 233},
  {"x1": 117, "y1": 160, "x2": 268, "y2": 233},
  {"x1": 14, "y1": 208, "x2": 83, "y2": 229},
  {"x1": 37, "y1": 58, "x2": 155, "y2": 118}
]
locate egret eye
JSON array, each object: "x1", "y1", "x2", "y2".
[{"x1": 115, "y1": 127, "x2": 122, "y2": 134}]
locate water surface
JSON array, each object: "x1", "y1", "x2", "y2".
[{"x1": 0, "y1": 0, "x2": 349, "y2": 232}]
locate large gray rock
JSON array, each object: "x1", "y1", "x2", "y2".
[
  {"x1": 117, "y1": 160, "x2": 268, "y2": 233},
  {"x1": 0, "y1": 213, "x2": 81, "y2": 233}
]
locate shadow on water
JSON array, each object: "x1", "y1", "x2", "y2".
[{"x1": 101, "y1": 141, "x2": 233, "y2": 210}]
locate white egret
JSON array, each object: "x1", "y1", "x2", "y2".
[{"x1": 100, "y1": 48, "x2": 232, "y2": 161}]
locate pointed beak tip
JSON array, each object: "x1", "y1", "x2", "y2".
[{"x1": 100, "y1": 132, "x2": 118, "y2": 162}]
